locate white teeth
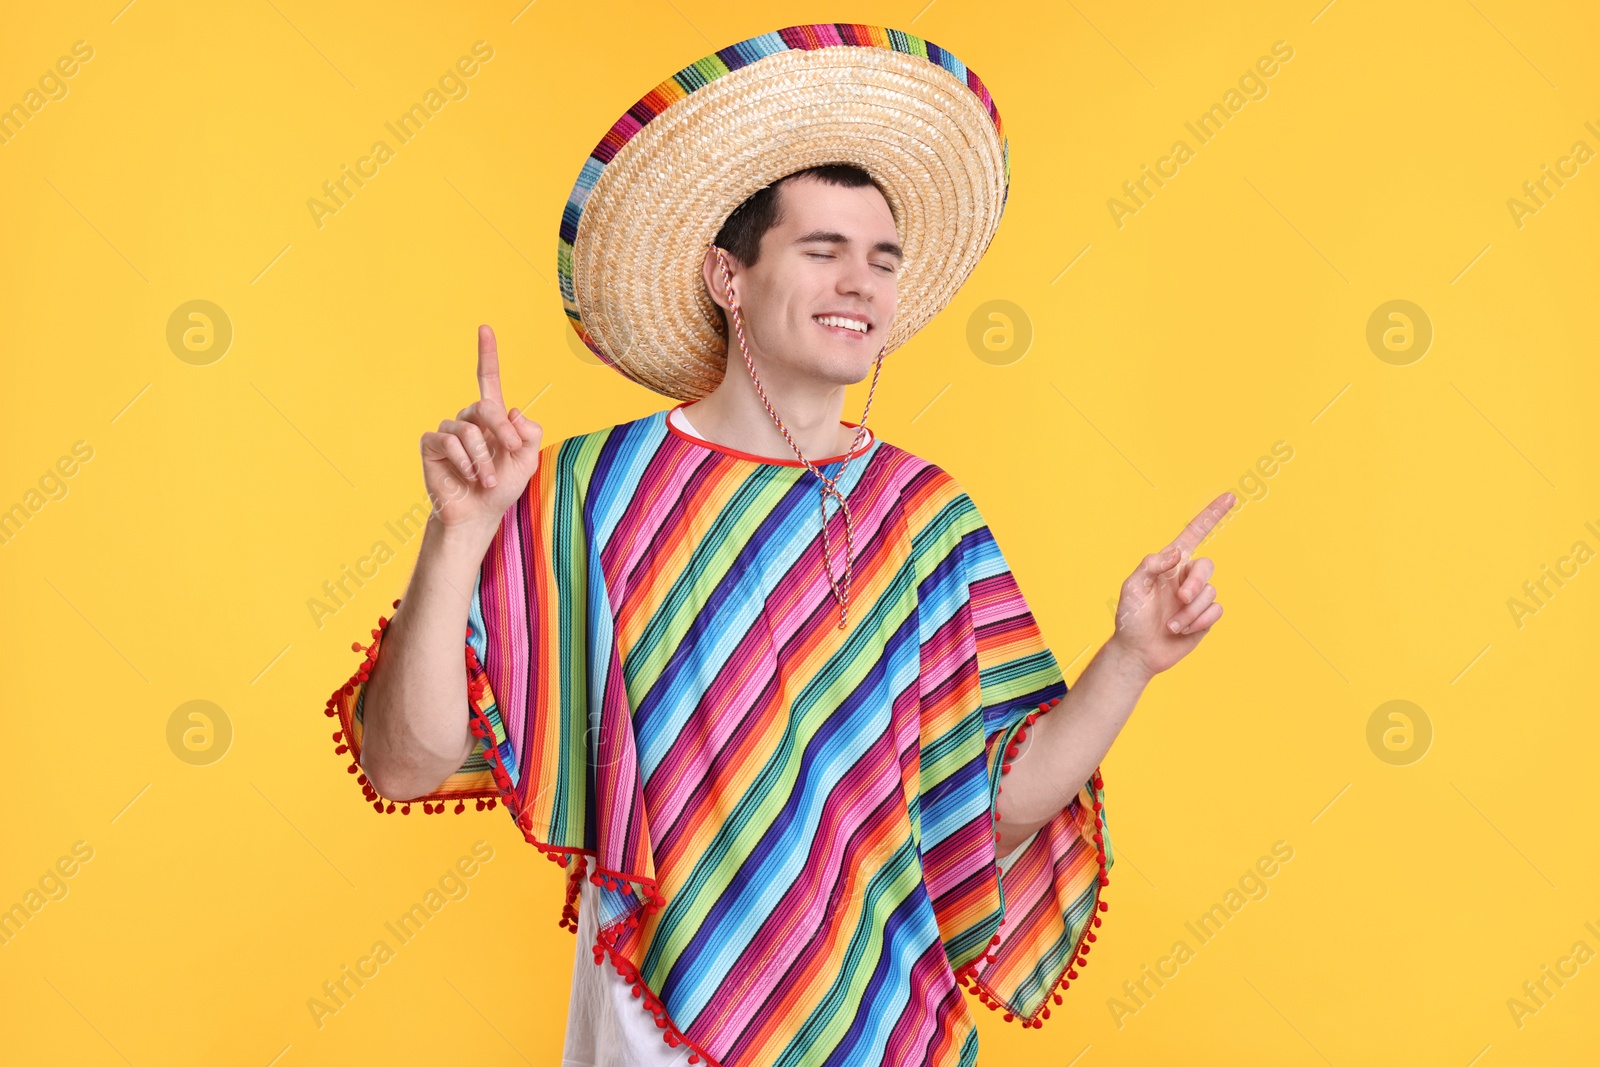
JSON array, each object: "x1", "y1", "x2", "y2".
[{"x1": 815, "y1": 315, "x2": 868, "y2": 333}]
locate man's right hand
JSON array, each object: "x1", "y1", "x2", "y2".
[{"x1": 421, "y1": 324, "x2": 544, "y2": 536}]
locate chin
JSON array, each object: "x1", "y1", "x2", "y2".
[
  {"x1": 820, "y1": 360, "x2": 875, "y2": 387},
  {"x1": 831, "y1": 345, "x2": 882, "y2": 378}
]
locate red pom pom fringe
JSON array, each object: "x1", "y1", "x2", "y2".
[
  {"x1": 322, "y1": 602, "x2": 720, "y2": 1066},
  {"x1": 963, "y1": 688, "x2": 1109, "y2": 1033}
]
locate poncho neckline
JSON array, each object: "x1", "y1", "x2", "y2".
[{"x1": 667, "y1": 400, "x2": 875, "y2": 467}]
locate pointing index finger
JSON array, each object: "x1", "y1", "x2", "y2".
[
  {"x1": 1169, "y1": 492, "x2": 1237, "y2": 560},
  {"x1": 477, "y1": 324, "x2": 506, "y2": 410}
]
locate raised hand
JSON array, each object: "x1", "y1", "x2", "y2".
[
  {"x1": 1110, "y1": 492, "x2": 1235, "y2": 678},
  {"x1": 420, "y1": 325, "x2": 543, "y2": 536}
]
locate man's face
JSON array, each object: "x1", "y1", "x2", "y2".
[{"x1": 708, "y1": 175, "x2": 901, "y2": 389}]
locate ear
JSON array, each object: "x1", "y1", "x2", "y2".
[{"x1": 702, "y1": 244, "x2": 739, "y2": 312}]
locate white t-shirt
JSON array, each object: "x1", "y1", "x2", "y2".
[
  {"x1": 563, "y1": 878, "x2": 690, "y2": 1066},
  {"x1": 670, "y1": 403, "x2": 705, "y2": 440},
  {"x1": 561, "y1": 403, "x2": 881, "y2": 1067}
]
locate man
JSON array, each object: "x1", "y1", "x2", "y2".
[{"x1": 322, "y1": 24, "x2": 1230, "y2": 1067}]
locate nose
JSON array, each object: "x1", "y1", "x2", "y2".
[{"x1": 838, "y1": 253, "x2": 878, "y2": 301}]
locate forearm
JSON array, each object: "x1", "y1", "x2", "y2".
[
  {"x1": 359, "y1": 515, "x2": 497, "y2": 800},
  {"x1": 995, "y1": 637, "x2": 1152, "y2": 854}
]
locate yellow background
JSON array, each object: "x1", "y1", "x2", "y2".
[{"x1": 3, "y1": 0, "x2": 1597, "y2": 1063}]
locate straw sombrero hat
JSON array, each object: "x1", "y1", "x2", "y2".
[{"x1": 558, "y1": 23, "x2": 1011, "y2": 401}]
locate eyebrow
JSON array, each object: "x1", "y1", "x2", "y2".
[{"x1": 792, "y1": 229, "x2": 903, "y2": 261}]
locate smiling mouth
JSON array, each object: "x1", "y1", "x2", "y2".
[{"x1": 813, "y1": 315, "x2": 872, "y2": 339}]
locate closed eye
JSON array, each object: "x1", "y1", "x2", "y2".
[{"x1": 807, "y1": 252, "x2": 896, "y2": 273}]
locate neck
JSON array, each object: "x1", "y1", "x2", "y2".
[{"x1": 685, "y1": 359, "x2": 864, "y2": 461}]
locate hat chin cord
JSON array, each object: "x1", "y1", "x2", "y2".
[{"x1": 709, "y1": 241, "x2": 886, "y2": 630}]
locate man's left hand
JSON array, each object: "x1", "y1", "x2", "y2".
[{"x1": 1110, "y1": 492, "x2": 1236, "y2": 679}]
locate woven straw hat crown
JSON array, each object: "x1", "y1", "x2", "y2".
[{"x1": 558, "y1": 24, "x2": 1011, "y2": 401}]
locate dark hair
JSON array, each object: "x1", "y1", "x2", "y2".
[{"x1": 708, "y1": 163, "x2": 896, "y2": 332}]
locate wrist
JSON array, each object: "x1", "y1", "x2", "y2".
[
  {"x1": 1102, "y1": 634, "x2": 1158, "y2": 688},
  {"x1": 424, "y1": 512, "x2": 499, "y2": 559}
]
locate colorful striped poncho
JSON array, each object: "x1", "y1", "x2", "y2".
[{"x1": 322, "y1": 405, "x2": 1112, "y2": 1066}]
